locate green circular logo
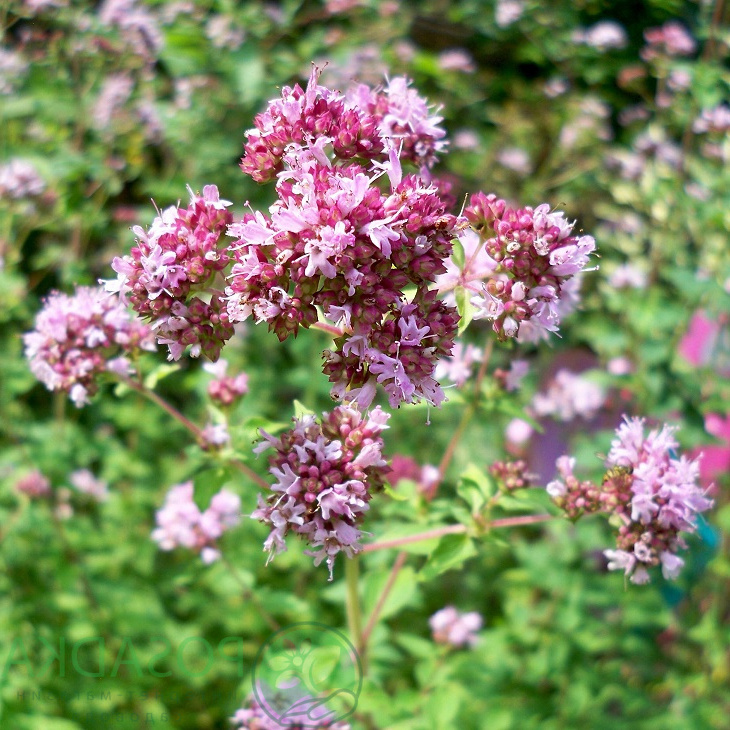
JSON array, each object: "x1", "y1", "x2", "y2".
[{"x1": 252, "y1": 622, "x2": 362, "y2": 727}]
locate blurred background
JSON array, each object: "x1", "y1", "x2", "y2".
[{"x1": 1, "y1": 1, "x2": 729, "y2": 728}]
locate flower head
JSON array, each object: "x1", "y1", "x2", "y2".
[
  {"x1": 252, "y1": 404, "x2": 389, "y2": 579},
  {"x1": 152, "y1": 482, "x2": 241, "y2": 563},
  {"x1": 24, "y1": 285, "x2": 154, "y2": 406},
  {"x1": 228, "y1": 73, "x2": 460, "y2": 407},
  {"x1": 429, "y1": 606, "x2": 482, "y2": 648},
  {"x1": 462, "y1": 193, "x2": 596, "y2": 341},
  {"x1": 109, "y1": 184, "x2": 234, "y2": 361},
  {"x1": 547, "y1": 416, "x2": 713, "y2": 583}
]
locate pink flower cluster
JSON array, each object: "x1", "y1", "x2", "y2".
[
  {"x1": 228, "y1": 70, "x2": 459, "y2": 408},
  {"x1": 239, "y1": 67, "x2": 445, "y2": 183},
  {"x1": 204, "y1": 359, "x2": 249, "y2": 406},
  {"x1": 24, "y1": 285, "x2": 155, "y2": 406},
  {"x1": 693, "y1": 105, "x2": 730, "y2": 134},
  {"x1": 641, "y1": 21, "x2": 696, "y2": 61},
  {"x1": 252, "y1": 404, "x2": 389, "y2": 579},
  {"x1": 15, "y1": 470, "x2": 52, "y2": 498},
  {"x1": 0, "y1": 159, "x2": 45, "y2": 199},
  {"x1": 152, "y1": 482, "x2": 241, "y2": 564},
  {"x1": 465, "y1": 193, "x2": 595, "y2": 341},
  {"x1": 489, "y1": 459, "x2": 533, "y2": 491},
  {"x1": 429, "y1": 606, "x2": 483, "y2": 648},
  {"x1": 531, "y1": 368, "x2": 605, "y2": 422},
  {"x1": 109, "y1": 185, "x2": 234, "y2": 361},
  {"x1": 231, "y1": 696, "x2": 351, "y2": 729},
  {"x1": 547, "y1": 417, "x2": 714, "y2": 584}
]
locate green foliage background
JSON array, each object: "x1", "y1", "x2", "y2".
[{"x1": 1, "y1": 0, "x2": 729, "y2": 728}]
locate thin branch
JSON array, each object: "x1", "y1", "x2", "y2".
[
  {"x1": 220, "y1": 555, "x2": 280, "y2": 632},
  {"x1": 362, "y1": 514, "x2": 555, "y2": 553},
  {"x1": 345, "y1": 556, "x2": 365, "y2": 669},
  {"x1": 228, "y1": 459, "x2": 272, "y2": 491},
  {"x1": 426, "y1": 338, "x2": 494, "y2": 500},
  {"x1": 359, "y1": 551, "x2": 407, "y2": 655},
  {"x1": 311, "y1": 320, "x2": 345, "y2": 338},
  {"x1": 362, "y1": 524, "x2": 467, "y2": 553},
  {"x1": 118, "y1": 376, "x2": 270, "y2": 489},
  {"x1": 119, "y1": 375, "x2": 204, "y2": 441}
]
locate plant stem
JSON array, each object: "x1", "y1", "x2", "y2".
[
  {"x1": 360, "y1": 551, "x2": 407, "y2": 656},
  {"x1": 345, "y1": 556, "x2": 365, "y2": 667},
  {"x1": 228, "y1": 459, "x2": 271, "y2": 490},
  {"x1": 362, "y1": 513, "x2": 555, "y2": 553},
  {"x1": 118, "y1": 375, "x2": 270, "y2": 489},
  {"x1": 362, "y1": 525, "x2": 467, "y2": 553},
  {"x1": 311, "y1": 320, "x2": 345, "y2": 337},
  {"x1": 359, "y1": 338, "x2": 497, "y2": 659},
  {"x1": 120, "y1": 375, "x2": 204, "y2": 440},
  {"x1": 221, "y1": 555, "x2": 280, "y2": 632},
  {"x1": 426, "y1": 338, "x2": 494, "y2": 500}
]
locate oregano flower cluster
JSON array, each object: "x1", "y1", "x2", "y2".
[
  {"x1": 227, "y1": 67, "x2": 460, "y2": 408},
  {"x1": 465, "y1": 192, "x2": 595, "y2": 341},
  {"x1": 152, "y1": 482, "x2": 241, "y2": 564},
  {"x1": 108, "y1": 184, "x2": 234, "y2": 361},
  {"x1": 547, "y1": 416, "x2": 713, "y2": 584},
  {"x1": 23, "y1": 285, "x2": 155, "y2": 406},
  {"x1": 252, "y1": 404, "x2": 390, "y2": 579},
  {"x1": 231, "y1": 696, "x2": 351, "y2": 730}
]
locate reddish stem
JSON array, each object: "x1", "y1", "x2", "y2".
[{"x1": 362, "y1": 514, "x2": 555, "y2": 553}]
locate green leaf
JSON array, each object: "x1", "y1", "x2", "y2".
[
  {"x1": 419, "y1": 534, "x2": 477, "y2": 582},
  {"x1": 143, "y1": 363, "x2": 180, "y2": 390},
  {"x1": 383, "y1": 483, "x2": 410, "y2": 501},
  {"x1": 363, "y1": 566, "x2": 419, "y2": 620},
  {"x1": 293, "y1": 400, "x2": 316, "y2": 419},
  {"x1": 451, "y1": 238, "x2": 466, "y2": 269},
  {"x1": 425, "y1": 682, "x2": 464, "y2": 729},
  {"x1": 457, "y1": 463, "x2": 496, "y2": 512},
  {"x1": 455, "y1": 286, "x2": 474, "y2": 335}
]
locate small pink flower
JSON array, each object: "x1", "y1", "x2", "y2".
[
  {"x1": 16, "y1": 470, "x2": 51, "y2": 498},
  {"x1": 678, "y1": 310, "x2": 727, "y2": 370},
  {"x1": 429, "y1": 606, "x2": 483, "y2": 647},
  {"x1": 152, "y1": 482, "x2": 241, "y2": 562}
]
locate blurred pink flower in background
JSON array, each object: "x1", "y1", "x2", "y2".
[
  {"x1": 496, "y1": 147, "x2": 531, "y2": 174},
  {"x1": 608, "y1": 263, "x2": 647, "y2": 289},
  {"x1": 69, "y1": 469, "x2": 109, "y2": 502},
  {"x1": 532, "y1": 369, "x2": 606, "y2": 422},
  {"x1": 495, "y1": 0, "x2": 524, "y2": 28},
  {"x1": 641, "y1": 21, "x2": 696, "y2": 61},
  {"x1": 693, "y1": 414, "x2": 730, "y2": 487},
  {"x1": 15, "y1": 470, "x2": 51, "y2": 498},
  {"x1": 506, "y1": 417, "x2": 534, "y2": 446},
  {"x1": 434, "y1": 342, "x2": 483, "y2": 387},
  {"x1": 573, "y1": 21, "x2": 628, "y2": 51},
  {"x1": 430, "y1": 606, "x2": 483, "y2": 647},
  {"x1": 452, "y1": 130, "x2": 480, "y2": 150},
  {"x1": 438, "y1": 49, "x2": 476, "y2": 73},
  {"x1": 679, "y1": 310, "x2": 729, "y2": 372}
]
